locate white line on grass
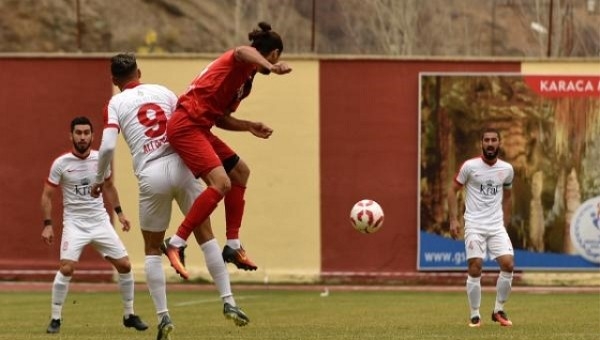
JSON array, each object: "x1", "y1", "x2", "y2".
[{"x1": 173, "y1": 295, "x2": 257, "y2": 307}]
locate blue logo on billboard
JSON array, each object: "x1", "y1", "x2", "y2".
[{"x1": 570, "y1": 197, "x2": 600, "y2": 264}]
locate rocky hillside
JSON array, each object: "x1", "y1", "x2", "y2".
[{"x1": 1, "y1": 0, "x2": 599, "y2": 57}]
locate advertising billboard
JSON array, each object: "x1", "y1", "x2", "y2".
[{"x1": 418, "y1": 73, "x2": 600, "y2": 270}]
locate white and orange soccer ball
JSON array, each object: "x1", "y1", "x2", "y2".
[{"x1": 349, "y1": 199, "x2": 384, "y2": 234}]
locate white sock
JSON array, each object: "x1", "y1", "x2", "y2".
[
  {"x1": 226, "y1": 239, "x2": 241, "y2": 249},
  {"x1": 145, "y1": 255, "x2": 169, "y2": 321},
  {"x1": 118, "y1": 272, "x2": 135, "y2": 317},
  {"x1": 169, "y1": 235, "x2": 187, "y2": 248},
  {"x1": 201, "y1": 238, "x2": 236, "y2": 306},
  {"x1": 51, "y1": 271, "x2": 72, "y2": 320},
  {"x1": 466, "y1": 275, "x2": 481, "y2": 318},
  {"x1": 495, "y1": 271, "x2": 513, "y2": 312}
]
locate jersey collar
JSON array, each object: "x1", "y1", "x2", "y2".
[
  {"x1": 71, "y1": 150, "x2": 91, "y2": 160},
  {"x1": 480, "y1": 155, "x2": 497, "y2": 166},
  {"x1": 123, "y1": 81, "x2": 141, "y2": 90}
]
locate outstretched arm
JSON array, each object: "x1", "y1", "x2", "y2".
[
  {"x1": 215, "y1": 115, "x2": 273, "y2": 139},
  {"x1": 234, "y1": 46, "x2": 292, "y2": 75}
]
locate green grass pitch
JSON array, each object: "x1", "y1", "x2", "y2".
[{"x1": 1, "y1": 288, "x2": 598, "y2": 339}]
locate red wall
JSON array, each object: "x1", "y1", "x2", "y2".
[
  {"x1": 0, "y1": 58, "x2": 113, "y2": 280},
  {"x1": 319, "y1": 60, "x2": 520, "y2": 276}
]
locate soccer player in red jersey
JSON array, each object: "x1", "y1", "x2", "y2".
[{"x1": 163, "y1": 22, "x2": 292, "y2": 278}]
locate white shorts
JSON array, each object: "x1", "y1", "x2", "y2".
[
  {"x1": 60, "y1": 216, "x2": 128, "y2": 261},
  {"x1": 464, "y1": 226, "x2": 514, "y2": 260},
  {"x1": 137, "y1": 153, "x2": 204, "y2": 232}
]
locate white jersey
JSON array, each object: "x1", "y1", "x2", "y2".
[
  {"x1": 454, "y1": 156, "x2": 514, "y2": 230},
  {"x1": 47, "y1": 150, "x2": 111, "y2": 222},
  {"x1": 105, "y1": 82, "x2": 178, "y2": 176}
]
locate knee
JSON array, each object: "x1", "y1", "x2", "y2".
[
  {"x1": 214, "y1": 176, "x2": 232, "y2": 194},
  {"x1": 144, "y1": 240, "x2": 164, "y2": 256},
  {"x1": 468, "y1": 268, "x2": 482, "y2": 278},
  {"x1": 237, "y1": 161, "x2": 250, "y2": 182},
  {"x1": 206, "y1": 166, "x2": 235, "y2": 194},
  {"x1": 467, "y1": 260, "x2": 483, "y2": 277},
  {"x1": 497, "y1": 255, "x2": 514, "y2": 272},
  {"x1": 59, "y1": 264, "x2": 74, "y2": 277},
  {"x1": 144, "y1": 245, "x2": 163, "y2": 256},
  {"x1": 114, "y1": 259, "x2": 132, "y2": 273},
  {"x1": 229, "y1": 160, "x2": 250, "y2": 185}
]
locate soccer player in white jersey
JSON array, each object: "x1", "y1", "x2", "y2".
[
  {"x1": 90, "y1": 53, "x2": 249, "y2": 339},
  {"x1": 447, "y1": 127, "x2": 515, "y2": 328},
  {"x1": 40, "y1": 116, "x2": 148, "y2": 334}
]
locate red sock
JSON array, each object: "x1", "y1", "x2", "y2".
[
  {"x1": 224, "y1": 184, "x2": 246, "y2": 240},
  {"x1": 176, "y1": 187, "x2": 223, "y2": 240}
]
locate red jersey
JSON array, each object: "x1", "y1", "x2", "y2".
[{"x1": 176, "y1": 49, "x2": 257, "y2": 127}]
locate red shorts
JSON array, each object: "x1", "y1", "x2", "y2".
[{"x1": 166, "y1": 110, "x2": 235, "y2": 178}]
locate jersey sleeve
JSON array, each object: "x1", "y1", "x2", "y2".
[
  {"x1": 503, "y1": 165, "x2": 514, "y2": 189},
  {"x1": 104, "y1": 101, "x2": 121, "y2": 131},
  {"x1": 455, "y1": 161, "x2": 470, "y2": 185},
  {"x1": 46, "y1": 158, "x2": 63, "y2": 186}
]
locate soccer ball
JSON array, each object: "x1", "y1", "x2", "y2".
[{"x1": 349, "y1": 199, "x2": 384, "y2": 234}]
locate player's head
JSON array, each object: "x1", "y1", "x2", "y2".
[
  {"x1": 480, "y1": 126, "x2": 501, "y2": 160},
  {"x1": 248, "y1": 22, "x2": 283, "y2": 75},
  {"x1": 70, "y1": 116, "x2": 93, "y2": 155},
  {"x1": 110, "y1": 53, "x2": 140, "y2": 90}
]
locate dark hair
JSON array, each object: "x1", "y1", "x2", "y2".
[
  {"x1": 110, "y1": 53, "x2": 137, "y2": 79},
  {"x1": 248, "y1": 22, "x2": 283, "y2": 55},
  {"x1": 481, "y1": 126, "x2": 500, "y2": 140},
  {"x1": 71, "y1": 116, "x2": 93, "y2": 132}
]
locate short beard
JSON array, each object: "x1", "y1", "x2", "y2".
[
  {"x1": 482, "y1": 147, "x2": 499, "y2": 160},
  {"x1": 73, "y1": 142, "x2": 90, "y2": 154}
]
